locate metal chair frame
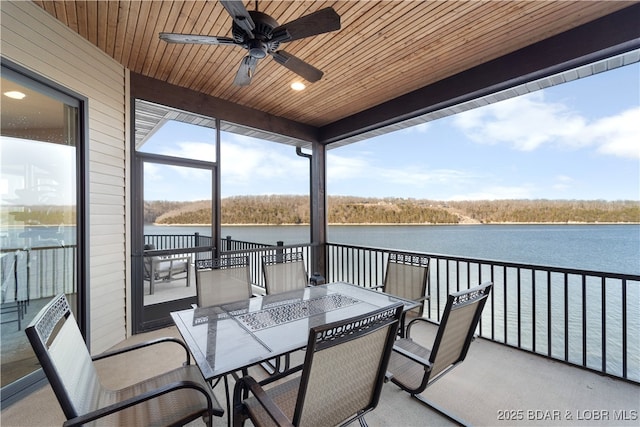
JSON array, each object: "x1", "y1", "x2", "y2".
[
  {"x1": 233, "y1": 303, "x2": 404, "y2": 427},
  {"x1": 25, "y1": 293, "x2": 222, "y2": 426},
  {"x1": 387, "y1": 282, "x2": 493, "y2": 426}
]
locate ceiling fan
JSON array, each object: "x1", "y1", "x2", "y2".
[{"x1": 159, "y1": 0, "x2": 341, "y2": 86}]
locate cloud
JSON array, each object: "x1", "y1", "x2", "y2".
[
  {"x1": 217, "y1": 134, "x2": 310, "y2": 196},
  {"x1": 453, "y1": 92, "x2": 640, "y2": 159},
  {"x1": 588, "y1": 107, "x2": 640, "y2": 159},
  {"x1": 327, "y1": 151, "x2": 479, "y2": 198}
]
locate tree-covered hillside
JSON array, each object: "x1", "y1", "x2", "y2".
[{"x1": 144, "y1": 196, "x2": 640, "y2": 225}]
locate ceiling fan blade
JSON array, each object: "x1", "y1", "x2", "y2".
[
  {"x1": 159, "y1": 33, "x2": 236, "y2": 45},
  {"x1": 233, "y1": 56, "x2": 259, "y2": 86},
  {"x1": 273, "y1": 8, "x2": 340, "y2": 43},
  {"x1": 271, "y1": 51, "x2": 323, "y2": 83},
  {"x1": 220, "y1": 0, "x2": 255, "y2": 37}
]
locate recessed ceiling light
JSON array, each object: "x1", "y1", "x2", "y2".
[
  {"x1": 291, "y1": 82, "x2": 306, "y2": 91},
  {"x1": 4, "y1": 91, "x2": 26, "y2": 100}
]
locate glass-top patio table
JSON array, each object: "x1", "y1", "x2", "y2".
[{"x1": 171, "y1": 281, "x2": 419, "y2": 381}]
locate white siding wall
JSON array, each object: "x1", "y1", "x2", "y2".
[{"x1": 1, "y1": 1, "x2": 129, "y2": 353}]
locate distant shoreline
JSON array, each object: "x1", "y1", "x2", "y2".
[{"x1": 152, "y1": 222, "x2": 640, "y2": 226}]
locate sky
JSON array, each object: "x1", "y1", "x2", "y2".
[{"x1": 142, "y1": 61, "x2": 640, "y2": 202}]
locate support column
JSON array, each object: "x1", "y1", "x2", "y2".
[{"x1": 310, "y1": 141, "x2": 327, "y2": 279}]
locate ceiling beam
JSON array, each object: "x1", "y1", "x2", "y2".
[
  {"x1": 319, "y1": 4, "x2": 640, "y2": 145},
  {"x1": 130, "y1": 73, "x2": 320, "y2": 144}
]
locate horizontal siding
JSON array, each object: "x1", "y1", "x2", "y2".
[{"x1": 2, "y1": 2, "x2": 128, "y2": 354}]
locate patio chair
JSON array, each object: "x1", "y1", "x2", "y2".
[
  {"x1": 261, "y1": 251, "x2": 310, "y2": 374},
  {"x1": 233, "y1": 303, "x2": 404, "y2": 427},
  {"x1": 195, "y1": 256, "x2": 253, "y2": 307},
  {"x1": 262, "y1": 251, "x2": 309, "y2": 295},
  {"x1": 379, "y1": 252, "x2": 430, "y2": 337},
  {"x1": 386, "y1": 282, "x2": 493, "y2": 426},
  {"x1": 25, "y1": 293, "x2": 223, "y2": 427},
  {"x1": 143, "y1": 244, "x2": 191, "y2": 295}
]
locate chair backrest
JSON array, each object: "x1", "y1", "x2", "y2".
[
  {"x1": 384, "y1": 253, "x2": 429, "y2": 315},
  {"x1": 25, "y1": 294, "x2": 104, "y2": 420},
  {"x1": 262, "y1": 251, "x2": 308, "y2": 294},
  {"x1": 293, "y1": 303, "x2": 403, "y2": 427},
  {"x1": 195, "y1": 256, "x2": 252, "y2": 306},
  {"x1": 428, "y1": 282, "x2": 493, "y2": 380}
]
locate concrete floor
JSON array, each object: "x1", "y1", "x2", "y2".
[{"x1": 2, "y1": 322, "x2": 639, "y2": 427}]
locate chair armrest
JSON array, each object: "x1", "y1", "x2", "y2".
[
  {"x1": 392, "y1": 341, "x2": 432, "y2": 368},
  {"x1": 405, "y1": 317, "x2": 436, "y2": 338},
  {"x1": 234, "y1": 376, "x2": 294, "y2": 427},
  {"x1": 92, "y1": 337, "x2": 191, "y2": 365},
  {"x1": 62, "y1": 379, "x2": 222, "y2": 426}
]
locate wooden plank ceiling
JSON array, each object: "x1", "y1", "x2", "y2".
[{"x1": 33, "y1": 1, "x2": 638, "y2": 143}]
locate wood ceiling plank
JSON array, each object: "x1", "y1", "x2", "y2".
[
  {"x1": 155, "y1": 2, "x2": 210, "y2": 82},
  {"x1": 145, "y1": 1, "x2": 184, "y2": 79},
  {"x1": 113, "y1": 1, "x2": 131, "y2": 63},
  {"x1": 96, "y1": 1, "x2": 108, "y2": 52},
  {"x1": 139, "y1": 1, "x2": 171, "y2": 75},
  {"x1": 128, "y1": 0, "x2": 153, "y2": 72},
  {"x1": 120, "y1": 1, "x2": 141, "y2": 67},
  {"x1": 85, "y1": 0, "x2": 98, "y2": 46}
]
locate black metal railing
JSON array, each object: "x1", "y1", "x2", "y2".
[
  {"x1": 10, "y1": 234, "x2": 637, "y2": 383},
  {"x1": 325, "y1": 242, "x2": 640, "y2": 384}
]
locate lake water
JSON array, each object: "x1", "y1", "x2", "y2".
[{"x1": 145, "y1": 224, "x2": 640, "y2": 275}]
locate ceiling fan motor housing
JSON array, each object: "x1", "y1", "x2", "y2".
[{"x1": 232, "y1": 10, "x2": 282, "y2": 53}]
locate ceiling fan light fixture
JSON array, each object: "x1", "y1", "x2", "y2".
[{"x1": 291, "y1": 81, "x2": 306, "y2": 91}]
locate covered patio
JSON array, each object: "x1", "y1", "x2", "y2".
[{"x1": 1, "y1": 0, "x2": 639, "y2": 424}]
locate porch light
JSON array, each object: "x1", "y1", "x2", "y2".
[
  {"x1": 290, "y1": 81, "x2": 306, "y2": 91},
  {"x1": 4, "y1": 90, "x2": 26, "y2": 100}
]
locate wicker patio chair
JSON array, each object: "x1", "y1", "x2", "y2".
[
  {"x1": 379, "y1": 252, "x2": 430, "y2": 337},
  {"x1": 386, "y1": 282, "x2": 493, "y2": 426},
  {"x1": 25, "y1": 293, "x2": 223, "y2": 427},
  {"x1": 262, "y1": 251, "x2": 308, "y2": 295},
  {"x1": 195, "y1": 255, "x2": 253, "y2": 307},
  {"x1": 233, "y1": 303, "x2": 404, "y2": 427}
]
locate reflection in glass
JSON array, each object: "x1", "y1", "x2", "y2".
[{"x1": 1, "y1": 76, "x2": 78, "y2": 387}]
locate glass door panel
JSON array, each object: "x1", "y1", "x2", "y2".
[
  {"x1": 1, "y1": 73, "x2": 80, "y2": 388},
  {"x1": 138, "y1": 159, "x2": 214, "y2": 330}
]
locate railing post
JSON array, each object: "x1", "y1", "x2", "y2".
[
  {"x1": 276, "y1": 241, "x2": 284, "y2": 263},
  {"x1": 226, "y1": 236, "x2": 232, "y2": 251}
]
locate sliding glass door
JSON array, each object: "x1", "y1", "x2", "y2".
[{"x1": 1, "y1": 63, "x2": 86, "y2": 403}]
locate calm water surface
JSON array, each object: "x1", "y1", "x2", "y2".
[{"x1": 145, "y1": 224, "x2": 640, "y2": 275}]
